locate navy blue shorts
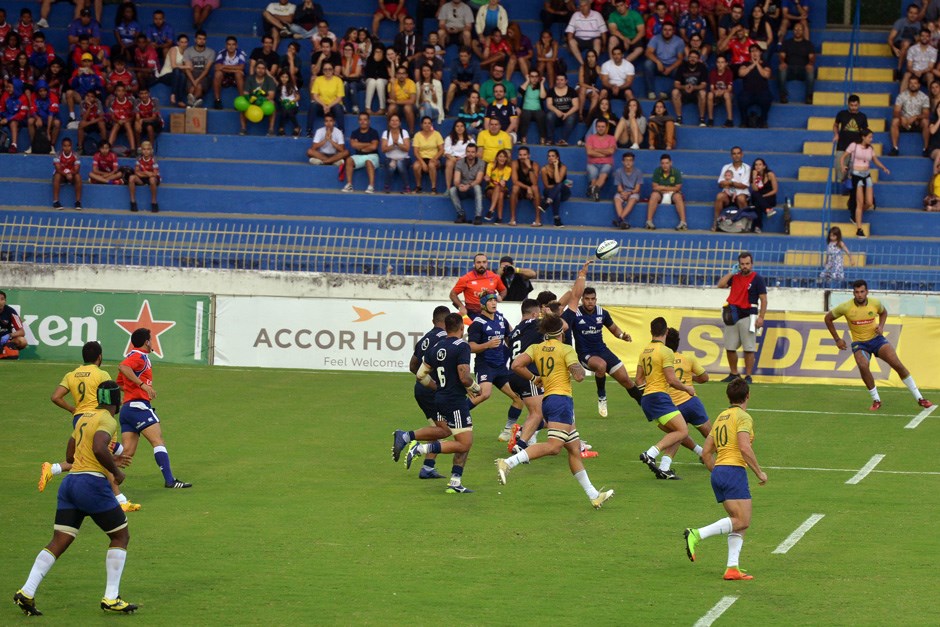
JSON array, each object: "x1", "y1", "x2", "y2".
[
  {"x1": 579, "y1": 346, "x2": 623, "y2": 372},
  {"x1": 436, "y1": 401, "x2": 473, "y2": 431},
  {"x1": 641, "y1": 391, "x2": 681, "y2": 424},
  {"x1": 414, "y1": 385, "x2": 437, "y2": 420},
  {"x1": 57, "y1": 473, "x2": 119, "y2": 514},
  {"x1": 119, "y1": 400, "x2": 160, "y2": 434},
  {"x1": 476, "y1": 363, "x2": 513, "y2": 389},
  {"x1": 711, "y1": 465, "x2": 751, "y2": 502},
  {"x1": 508, "y1": 373, "x2": 542, "y2": 399},
  {"x1": 678, "y1": 396, "x2": 710, "y2": 426},
  {"x1": 542, "y1": 395, "x2": 575, "y2": 425},
  {"x1": 851, "y1": 335, "x2": 889, "y2": 360}
]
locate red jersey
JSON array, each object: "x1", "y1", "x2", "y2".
[
  {"x1": 109, "y1": 95, "x2": 134, "y2": 121},
  {"x1": 53, "y1": 150, "x2": 79, "y2": 174},
  {"x1": 2, "y1": 45, "x2": 19, "y2": 65},
  {"x1": 117, "y1": 349, "x2": 153, "y2": 403},
  {"x1": 72, "y1": 44, "x2": 109, "y2": 70},
  {"x1": 133, "y1": 45, "x2": 158, "y2": 72},
  {"x1": 0, "y1": 92, "x2": 28, "y2": 122},
  {"x1": 487, "y1": 39, "x2": 512, "y2": 57},
  {"x1": 93, "y1": 150, "x2": 118, "y2": 173},
  {"x1": 452, "y1": 270, "x2": 506, "y2": 311},
  {"x1": 80, "y1": 97, "x2": 102, "y2": 120},
  {"x1": 137, "y1": 156, "x2": 160, "y2": 180},
  {"x1": 709, "y1": 67, "x2": 733, "y2": 90},
  {"x1": 106, "y1": 68, "x2": 137, "y2": 91},
  {"x1": 135, "y1": 96, "x2": 158, "y2": 119},
  {"x1": 0, "y1": 22, "x2": 11, "y2": 47},
  {"x1": 728, "y1": 36, "x2": 755, "y2": 65},
  {"x1": 16, "y1": 19, "x2": 34, "y2": 45}
]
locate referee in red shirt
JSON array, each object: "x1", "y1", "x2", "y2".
[{"x1": 450, "y1": 253, "x2": 507, "y2": 318}]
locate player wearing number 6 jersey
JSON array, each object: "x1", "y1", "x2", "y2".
[
  {"x1": 495, "y1": 314, "x2": 614, "y2": 509},
  {"x1": 824, "y1": 279, "x2": 932, "y2": 411},
  {"x1": 684, "y1": 378, "x2": 767, "y2": 581}
]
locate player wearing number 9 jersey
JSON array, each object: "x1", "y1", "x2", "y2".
[
  {"x1": 495, "y1": 315, "x2": 615, "y2": 509},
  {"x1": 683, "y1": 378, "x2": 767, "y2": 581}
]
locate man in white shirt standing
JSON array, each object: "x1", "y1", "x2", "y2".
[
  {"x1": 712, "y1": 146, "x2": 751, "y2": 230},
  {"x1": 566, "y1": 0, "x2": 607, "y2": 66},
  {"x1": 600, "y1": 46, "x2": 635, "y2": 101}
]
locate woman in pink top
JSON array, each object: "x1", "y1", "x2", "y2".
[{"x1": 840, "y1": 128, "x2": 890, "y2": 238}]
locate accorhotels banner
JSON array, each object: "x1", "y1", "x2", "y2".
[
  {"x1": 604, "y1": 306, "x2": 940, "y2": 389},
  {"x1": 5, "y1": 290, "x2": 210, "y2": 364},
  {"x1": 214, "y1": 296, "x2": 444, "y2": 372}
]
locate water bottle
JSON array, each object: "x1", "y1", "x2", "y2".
[
  {"x1": 783, "y1": 196, "x2": 791, "y2": 234},
  {"x1": 252, "y1": 22, "x2": 258, "y2": 38}
]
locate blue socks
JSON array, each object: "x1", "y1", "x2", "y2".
[
  {"x1": 153, "y1": 445, "x2": 174, "y2": 485},
  {"x1": 596, "y1": 375, "x2": 606, "y2": 397}
]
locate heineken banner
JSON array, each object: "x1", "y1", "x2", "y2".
[{"x1": 5, "y1": 290, "x2": 210, "y2": 364}]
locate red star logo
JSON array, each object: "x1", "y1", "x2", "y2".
[{"x1": 114, "y1": 300, "x2": 176, "y2": 358}]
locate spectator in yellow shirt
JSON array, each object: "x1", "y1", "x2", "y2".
[
  {"x1": 388, "y1": 65, "x2": 417, "y2": 132},
  {"x1": 411, "y1": 116, "x2": 444, "y2": 193},
  {"x1": 484, "y1": 148, "x2": 512, "y2": 223},
  {"x1": 476, "y1": 117, "x2": 513, "y2": 164},
  {"x1": 308, "y1": 62, "x2": 345, "y2": 136}
]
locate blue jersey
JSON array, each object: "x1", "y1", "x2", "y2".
[
  {"x1": 467, "y1": 311, "x2": 511, "y2": 370},
  {"x1": 508, "y1": 317, "x2": 541, "y2": 375},
  {"x1": 427, "y1": 336, "x2": 472, "y2": 405},
  {"x1": 413, "y1": 326, "x2": 447, "y2": 398},
  {"x1": 563, "y1": 305, "x2": 613, "y2": 356}
]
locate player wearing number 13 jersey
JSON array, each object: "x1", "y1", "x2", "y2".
[{"x1": 684, "y1": 378, "x2": 767, "y2": 581}]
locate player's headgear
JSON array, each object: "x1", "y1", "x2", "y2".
[
  {"x1": 480, "y1": 290, "x2": 499, "y2": 307},
  {"x1": 96, "y1": 380, "x2": 122, "y2": 407},
  {"x1": 539, "y1": 314, "x2": 564, "y2": 338}
]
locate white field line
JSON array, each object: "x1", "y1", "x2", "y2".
[
  {"x1": 905, "y1": 404, "x2": 937, "y2": 429},
  {"x1": 693, "y1": 596, "x2": 739, "y2": 627},
  {"x1": 772, "y1": 514, "x2": 825, "y2": 554},
  {"x1": 750, "y1": 408, "x2": 913, "y2": 418},
  {"x1": 674, "y1": 462, "x2": 940, "y2": 476},
  {"x1": 845, "y1": 454, "x2": 886, "y2": 485}
]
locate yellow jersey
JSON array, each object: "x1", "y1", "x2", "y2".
[
  {"x1": 486, "y1": 162, "x2": 511, "y2": 186},
  {"x1": 476, "y1": 129, "x2": 512, "y2": 164},
  {"x1": 830, "y1": 297, "x2": 884, "y2": 342},
  {"x1": 713, "y1": 406, "x2": 754, "y2": 468},
  {"x1": 669, "y1": 352, "x2": 704, "y2": 405},
  {"x1": 525, "y1": 339, "x2": 579, "y2": 397},
  {"x1": 640, "y1": 341, "x2": 675, "y2": 395},
  {"x1": 70, "y1": 409, "x2": 119, "y2": 475},
  {"x1": 310, "y1": 75, "x2": 345, "y2": 103},
  {"x1": 58, "y1": 364, "x2": 112, "y2": 414},
  {"x1": 388, "y1": 78, "x2": 416, "y2": 103}
]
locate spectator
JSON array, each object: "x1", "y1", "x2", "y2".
[
  {"x1": 288, "y1": 0, "x2": 324, "y2": 41},
  {"x1": 356, "y1": 28, "x2": 373, "y2": 61},
  {"x1": 89, "y1": 139, "x2": 123, "y2": 184},
  {"x1": 71, "y1": 34, "x2": 109, "y2": 78},
  {"x1": 644, "y1": 22, "x2": 685, "y2": 99},
  {"x1": 542, "y1": 0, "x2": 576, "y2": 38},
  {"x1": 76, "y1": 90, "x2": 106, "y2": 154},
  {"x1": 105, "y1": 82, "x2": 135, "y2": 151},
  {"x1": 670, "y1": 48, "x2": 707, "y2": 126},
  {"x1": 181, "y1": 31, "x2": 214, "y2": 107},
  {"x1": 444, "y1": 48, "x2": 479, "y2": 113},
  {"x1": 144, "y1": 10, "x2": 175, "y2": 62},
  {"x1": 241, "y1": 60, "x2": 277, "y2": 135},
  {"x1": 479, "y1": 63, "x2": 518, "y2": 105},
  {"x1": 483, "y1": 83, "x2": 519, "y2": 140},
  {"x1": 678, "y1": 1, "x2": 708, "y2": 46},
  {"x1": 483, "y1": 148, "x2": 511, "y2": 222},
  {"x1": 614, "y1": 97, "x2": 646, "y2": 148},
  {"x1": 510, "y1": 146, "x2": 542, "y2": 225},
  {"x1": 128, "y1": 139, "x2": 160, "y2": 212},
  {"x1": 927, "y1": 99, "x2": 940, "y2": 160},
  {"x1": 577, "y1": 49, "x2": 604, "y2": 122},
  {"x1": 645, "y1": 152, "x2": 686, "y2": 229},
  {"x1": 416, "y1": 63, "x2": 444, "y2": 123},
  {"x1": 372, "y1": 0, "x2": 407, "y2": 38},
  {"x1": 498, "y1": 255, "x2": 537, "y2": 300},
  {"x1": 112, "y1": 2, "x2": 140, "y2": 64},
  {"x1": 191, "y1": 0, "x2": 219, "y2": 31},
  {"x1": 275, "y1": 70, "x2": 302, "y2": 136},
  {"x1": 819, "y1": 226, "x2": 853, "y2": 280},
  {"x1": 777, "y1": 0, "x2": 809, "y2": 42},
  {"x1": 133, "y1": 86, "x2": 162, "y2": 146},
  {"x1": 540, "y1": 149, "x2": 570, "y2": 227},
  {"x1": 600, "y1": 45, "x2": 636, "y2": 103},
  {"x1": 613, "y1": 151, "x2": 642, "y2": 229},
  {"x1": 16, "y1": 8, "x2": 36, "y2": 47},
  {"x1": 890, "y1": 75, "x2": 930, "y2": 156},
  {"x1": 52, "y1": 137, "x2": 83, "y2": 209},
  {"x1": 546, "y1": 74, "x2": 579, "y2": 146},
  {"x1": 364, "y1": 45, "x2": 390, "y2": 114},
  {"x1": 724, "y1": 24, "x2": 755, "y2": 72},
  {"x1": 67, "y1": 9, "x2": 102, "y2": 48},
  {"x1": 310, "y1": 37, "x2": 341, "y2": 78},
  {"x1": 411, "y1": 115, "x2": 444, "y2": 193},
  {"x1": 842, "y1": 128, "x2": 890, "y2": 238},
  {"x1": 449, "y1": 142, "x2": 486, "y2": 223},
  {"x1": 342, "y1": 112, "x2": 380, "y2": 193},
  {"x1": 506, "y1": 22, "x2": 534, "y2": 79},
  {"x1": 65, "y1": 54, "x2": 105, "y2": 127},
  {"x1": 607, "y1": 0, "x2": 645, "y2": 60},
  {"x1": 381, "y1": 112, "x2": 412, "y2": 192},
  {"x1": 26, "y1": 80, "x2": 60, "y2": 154},
  {"x1": 746, "y1": 4, "x2": 773, "y2": 57},
  {"x1": 711, "y1": 146, "x2": 750, "y2": 229},
  {"x1": 459, "y1": 90, "x2": 486, "y2": 134},
  {"x1": 160, "y1": 34, "x2": 192, "y2": 109},
  {"x1": 393, "y1": 16, "x2": 420, "y2": 62},
  {"x1": 44, "y1": 59, "x2": 70, "y2": 102},
  {"x1": 585, "y1": 118, "x2": 616, "y2": 200},
  {"x1": 481, "y1": 28, "x2": 513, "y2": 74},
  {"x1": 473, "y1": 0, "x2": 509, "y2": 59},
  {"x1": 311, "y1": 20, "x2": 337, "y2": 50},
  {"x1": 387, "y1": 65, "x2": 417, "y2": 133},
  {"x1": 583, "y1": 95, "x2": 619, "y2": 144},
  {"x1": 338, "y1": 41, "x2": 363, "y2": 114},
  {"x1": 263, "y1": 0, "x2": 295, "y2": 50},
  {"x1": 832, "y1": 94, "x2": 867, "y2": 182},
  {"x1": 476, "y1": 116, "x2": 513, "y2": 164},
  {"x1": 0, "y1": 78, "x2": 26, "y2": 153},
  {"x1": 647, "y1": 99, "x2": 676, "y2": 149},
  {"x1": 308, "y1": 61, "x2": 344, "y2": 137},
  {"x1": 410, "y1": 44, "x2": 444, "y2": 83},
  {"x1": 444, "y1": 119, "x2": 473, "y2": 188},
  {"x1": 890, "y1": 4, "x2": 922, "y2": 80},
  {"x1": 438, "y1": 0, "x2": 475, "y2": 50},
  {"x1": 716, "y1": 251, "x2": 766, "y2": 384},
  {"x1": 777, "y1": 21, "x2": 815, "y2": 104},
  {"x1": 132, "y1": 33, "x2": 159, "y2": 89},
  {"x1": 717, "y1": 4, "x2": 745, "y2": 48},
  {"x1": 212, "y1": 36, "x2": 246, "y2": 110},
  {"x1": 686, "y1": 32, "x2": 711, "y2": 65},
  {"x1": 925, "y1": 165, "x2": 940, "y2": 210},
  {"x1": 749, "y1": 157, "x2": 777, "y2": 233},
  {"x1": 763, "y1": 0, "x2": 784, "y2": 34},
  {"x1": 645, "y1": 2, "x2": 676, "y2": 41},
  {"x1": 250, "y1": 36, "x2": 281, "y2": 79},
  {"x1": 535, "y1": 29, "x2": 561, "y2": 85},
  {"x1": 307, "y1": 112, "x2": 348, "y2": 166},
  {"x1": 737, "y1": 44, "x2": 771, "y2": 128},
  {"x1": 27, "y1": 32, "x2": 56, "y2": 72},
  {"x1": 566, "y1": 0, "x2": 607, "y2": 65},
  {"x1": 902, "y1": 28, "x2": 937, "y2": 92}
]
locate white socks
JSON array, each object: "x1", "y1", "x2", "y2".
[
  {"x1": 902, "y1": 376, "x2": 923, "y2": 400},
  {"x1": 868, "y1": 386, "x2": 880, "y2": 402},
  {"x1": 693, "y1": 444, "x2": 703, "y2": 457},
  {"x1": 506, "y1": 449, "x2": 529, "y2": 469},
  {"x1": 698, "y1": 516, "x2": 733, "y2": 540},
  {"x1": 645, "y1": 445, "x2": 660, "y2": 459},
  {"x1": 116, "y1": 493, "x2": 128, "y2": 504},
  {"x1": 105, "y1": 548, "x2": 127, "y2": 599},
  {"x1": 659, "y1": 455, "x2": 673, "y2": 472},
  {"x1": 51, "y1": 463, "x2": 63, "y2": 475},
  {"x1": 727, "y1": 533, "x2": 744, "y2": 568},
  {"x1": 574, "y1": 469, "x2": 599, "y2": 500},
  {"x1": 22, "y1": 549, "x2": 56, "y2": 596}
]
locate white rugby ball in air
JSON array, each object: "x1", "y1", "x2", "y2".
[{"x1": 595, "y1": 239, "x2": 621, "y2": 260}]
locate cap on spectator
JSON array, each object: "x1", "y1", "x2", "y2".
[
  {"x1": 81, "y1": 53, "x2": 93, "y2": 61},
  {"x1": 80, "y1": 8, "x2": 91, "y2": 16},
  {"x1": 499, "y1": 255, "x2": 513, "y2": 264}
]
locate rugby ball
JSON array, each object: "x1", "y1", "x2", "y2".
[{"x1": 595, "y1": 239, "x2": 621, "y2": 260}]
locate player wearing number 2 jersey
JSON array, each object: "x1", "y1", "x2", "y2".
[
  {"x1": 824, "y1": 279, "x2": 932, "y2": 411},
  {"x1": 684, "y1": 378, "x2": 767, "y2": 581}
]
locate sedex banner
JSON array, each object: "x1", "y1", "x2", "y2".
[{"x1": 4, "y1": 290, "x2": 210, "y2": 364}]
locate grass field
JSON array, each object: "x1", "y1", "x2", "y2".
[{"x1": 2, "y1": 361, "x2": 938, "y2": 625}]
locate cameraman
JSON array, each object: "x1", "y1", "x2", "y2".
[{"x1": 499, "y1": 256, "x2": 537, "y2": 302}]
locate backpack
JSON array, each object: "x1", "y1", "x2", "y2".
[
  {"x1": 30, "y1": 132, "x2": 51, "y2": 155},
  {"x1": 716, "y1": 206, "x2": 758, "y2": 233}
]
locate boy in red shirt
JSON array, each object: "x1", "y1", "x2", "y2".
[
  {"x1": 106, "y1": 82, "x2": 136, "y2": 152},
  {"x1": 77, "y1": 89, "x2": 106, "y2": 153},
  {"x1": 52, "y1": 138, "x2": 83, "y2": 209},
  {"x1": 133, "y1": 86, "x2": 162, "y2": 146},
  {"x1": 707, "y1": 54, "x2": 734, "y2": 127},
  {"x1": 89, "y1": 140, "x2": 124, "y2": 184},
  {"x1": 128, "y1": 140, "x2": 160, "y2": 212}
]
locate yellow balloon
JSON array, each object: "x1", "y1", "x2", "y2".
[{"x1": 245, "y1": 104, "x2": 264, "y2": 123}]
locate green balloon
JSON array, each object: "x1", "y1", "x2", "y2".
[
  {"x1": 245, "y1": 104, "x2": 264, "y2": 123},
  {"x1": 233, "y1": 96, "x2": 249, "y2": 112},
  {"x1": 260, "y1": 99, "x2": 275, "y2": 116}
]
